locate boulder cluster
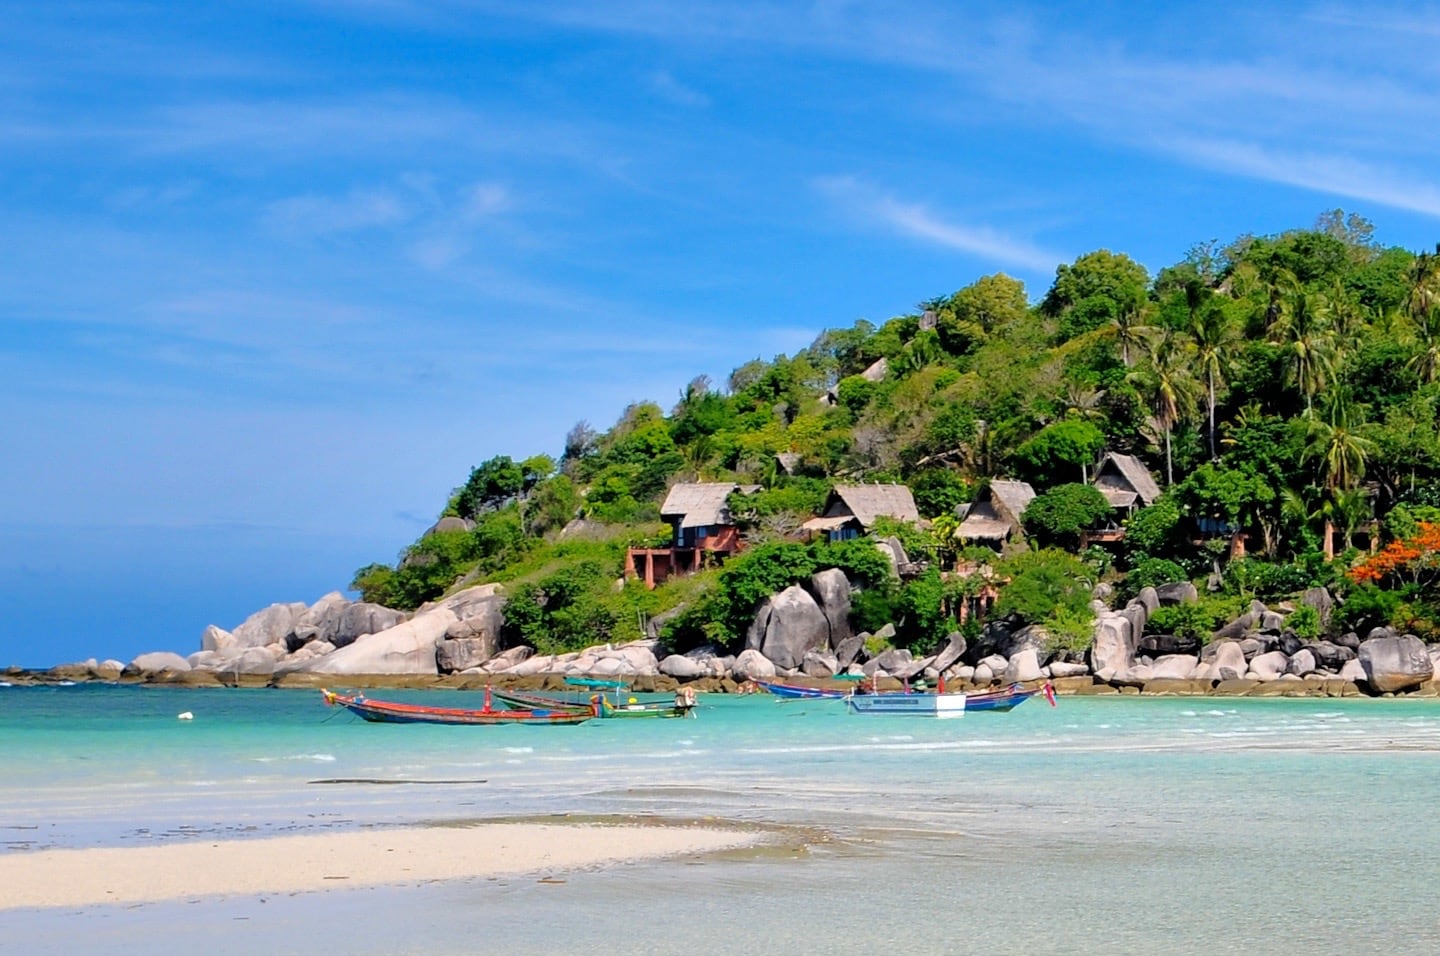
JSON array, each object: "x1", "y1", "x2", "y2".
[{"x1": 26, "y1": 576, "x2": 1440, "y2": 699}]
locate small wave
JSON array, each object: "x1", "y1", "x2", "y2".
[
  {"x1": 255, "y1": 753, "x2": 337, "y2": 763},
  {"x1": 502, "y1": 747, "x2": 534, "y2": 755}
]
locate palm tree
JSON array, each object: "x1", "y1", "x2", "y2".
[
  {"x1": 1111, "y1": 300, "x2": 1150, "y2": 368},
  {"x1": 1128, "y1": 329, "x2": 1198, "y2": 487},
  {"x1": 1189, "y1": 302, "x2": 1239, "y2": 460},
  {"x1": 1270, "y1": 287, "x2": 1335, "y2": 413},
  {"x1": 1404, "y1": 244, "x2": 1440, "y2": 322},
  {"x1": 1303, "y1": 389, "x2": 1375, "y2": 559},
  {"x1": 1407, "y1": 304, "x2": 1440, "y2": 385}
]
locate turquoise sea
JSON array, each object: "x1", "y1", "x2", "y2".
[{"x1": 4, "y1": 684, "x2": 1440, "y2": 954}]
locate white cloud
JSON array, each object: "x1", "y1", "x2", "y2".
[
  {"x1": 816, "y1": 176, "x2": 1063, "y2": 274},
  {"x1": 1172, "y1": 138, "x2": 1440, "y2": 219}
]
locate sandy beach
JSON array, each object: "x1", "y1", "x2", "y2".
[{"x1": 0, "y1": 821, "x2": 764, "y2": 910}]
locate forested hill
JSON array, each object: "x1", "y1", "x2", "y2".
[{"x1": 349, "y1": 211, "x2": 1440, "y2": 658}]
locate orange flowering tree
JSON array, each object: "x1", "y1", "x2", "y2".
[{"x1": 1348, "y1": 521, "x2": 1440, "y2": 590}]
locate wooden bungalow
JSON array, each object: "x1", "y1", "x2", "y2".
[
  {"x1": 625, "y1": 482, "x2": 756, "y2": 588},
  {"x1": 800, "y1": 483, "x2": 920, "y2": 543},
  {"x1": 955, "y1": 479, "x2": 1036, "y2": 550},
  {"x1": 1083, "y1": 453, "x2": 1163, "y2": 546}
]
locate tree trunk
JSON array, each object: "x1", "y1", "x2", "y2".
[{"x1": 1323, "y1": 519, "x2": 1335, "y2": 561}]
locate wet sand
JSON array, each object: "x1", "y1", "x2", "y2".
[{"x1": 0, "y1": 821, "x2": 764, "y2": 910}]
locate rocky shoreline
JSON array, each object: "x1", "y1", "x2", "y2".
[{"x1": 18, "y1": 572, "x2": 1440, "y2": 700}]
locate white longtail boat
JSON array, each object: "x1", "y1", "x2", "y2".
[{"x1": 845, "y1": 691, "x2": 967, "y2": 718}]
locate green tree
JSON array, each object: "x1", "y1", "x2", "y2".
[
  {"x1": 993, "y1": 549, "x2": 1096, "y2": 629},
  {"x1": 1189, "y1": 302, "x2": 1240, "y2": 459},
  {"x1": 1304, "y1": 389, "x2": 1375, "y2": 559},
  {"x1": 1128, "y1": 329, "x2": 1198, "y2": 486},
  {"x1": 1022, "y1": 483, "x2": 1113, "y2": 550},
  {"x1": 1012, "y1": 418, "x2": 1106, "y2": 486},
  {"x1": 456, "y1": 455, "x2": 525, "y2": 520},
  {"x1": 1269, "y1": 286, "x2": 1335, "y2": 412}
]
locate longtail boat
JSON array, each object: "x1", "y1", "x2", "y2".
[
  {"x1": 752, "y1": 679, "x2": 848, "y2": 700},
  {"x1": 845, "y1": 690, "x2": 967, "y2": 718},
  {"x1": 320, "y1": 688, "x2": 596, "y2": 726},
  {"x1": 594, "y1": 688, "x2": 697, "y2": 719},
  {"x1": 966, "y1": 682, "x2": 1056, "y2": 713}
]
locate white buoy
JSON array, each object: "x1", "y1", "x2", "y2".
[{"x1": 177, "y1": 712, "x2": 194, "y2": 721}]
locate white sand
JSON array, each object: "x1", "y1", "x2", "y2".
[{"x1": 0, "y1": 822, "x2": 761, "y2": 910}]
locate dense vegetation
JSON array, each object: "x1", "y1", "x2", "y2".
[{"x1": 352, "y1": 211, "x2": 1440, "y2": 656}]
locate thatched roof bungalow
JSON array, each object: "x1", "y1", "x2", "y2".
[
  {"x1": 801, "y1": 483, "x2": 920, "y2": 542},
  {"x1": 956, "y1": 479, "x2": 1035, "y2": 547}
]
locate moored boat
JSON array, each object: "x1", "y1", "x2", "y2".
[
  {"x1": 593, "y1": 686, "x2": 697, "y2": 719},
  {"x1": 845, "y1": 691, "x2": 967, "y2": 718},
  {"x1": 966, "y1": 682, "x2": 1056, "y2": 713},
  {"x1": 320, "y1": 688, "x2": 596, "y2": 726},
  {"x1": 752, "y1": 679, "x2": 848, "y2": 700}
]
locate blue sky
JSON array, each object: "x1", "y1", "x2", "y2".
[{"x1": 3, "y1": 1, "x2": 1440, "y2": 667}]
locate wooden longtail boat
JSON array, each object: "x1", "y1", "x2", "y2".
[
  {"x1": 594, "y1": 692, "x2": 696, "y2": 719},
  {"x1": 474, "y1": 688, "x2": 699, "y2": 720},
  {"x1": 320, "y1": 688, "x2": 596, "y2": 726},
  {"x1": 752, "y1": 679, "x2": 849, "y2": 700},
  {"x1": 966, "y1": 682, "x2": 1056, "y2": 713}
]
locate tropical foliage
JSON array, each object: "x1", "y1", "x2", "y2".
[{"x1": 347, "y1": 212, "x2": 1440, "y2": 653}]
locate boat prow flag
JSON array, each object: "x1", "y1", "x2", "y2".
[{"x1": 1043, "y1": 682, "x2": 1057, "y2": 707}]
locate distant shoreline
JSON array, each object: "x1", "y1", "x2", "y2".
[{"x1": 5, "y1": 668, "x2": 1439, "y2": 699}]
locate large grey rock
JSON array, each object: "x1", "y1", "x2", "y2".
[
  {"x1": 1150, "y1": 654, "x2": 1200, "y2": 680},
  {"x1": 1286, "y1": 649, "x2": 1319, "y2": 677},
  {"x1": 300, "y1": 609, "x2": 457, "y2": 675},
  {"x1": 1004, "y1": 649, "x2": 1043, "y2": 684},
  {"x1": 1207, "y1": 641, "x2": 1248, "y2": 681},
  {"x1": 1213, "y1": 612, "x2": 1256, "y2": 642},
  {"x1": 834, "y1": 634, "x2": 866, "y2": 670},
  {"x1": 809, "y1": 568, "x2": 853, "y2": 649},
  {"x1": 291, "y1": 592, "x2": 351, "y2": 648},
  {"x1": 1306, "y1": 641, "x2": 1355, "y2": 670},
  {"x1": 757, "y1": 586, "x2": 831, "y2": 670},
  {"x1": 932, "y1": 633, "x2": 968, "y2": 674},
  {"x1": 201, "y1": 625, "x2": 235, "y2": 653},
  {"x1": 732, "y1": 648, "x2": 777, "y2": 681},
  {"x1": 1359, "y1": 635, "x2": 1434, "y2": 693},
  {"x1": 437, "y1": 639, "x2": 490, "y2": 673},
  {"x1": 1138, "y1": 634, "x2": 1202, "y2": 658},
  {"x1": 481, "y1": 646, "x2": 534, "y2": 673},
  {"x1": 1089, "y1": 612, "x2": 1134, "y2": 675},
  {"x1": 745, "y1": 602, "x2": 773, "y2": 652},
  {"x1": 606, "y1": 641, "x2": 661, "y2": 676},
  {"x1": 1001, "y1": 624, "x2": 1050, "y2": 660},
  {"x1": 1153, "y1": 582, "x2": 1199, "y2": 606},
  {"x1": 429, "y1": 584, "x2": 506, "y2": 655},
  {"x1": 872, "y1": 648, "x2": 914, "y2": 675},
  {"x1": 1259, "y1": 611, "x2": 1286, "y2": 633},
  {"x1": 220, "y1": 646, "x2": 279, "y2": 677},
  {"x1": 1121, "y1": 602, "x2": 1149, "y2": 646},
  {"x1": 1249, "y1": 651, "x2": 1290, "y2": 681},
  {"x1": 231, "y1": 602, "x2": 309, "y2": 649},
  {"x1": 801, "y1": 649, "x2": 839, "y2": 678},
  {"x1": 329, "y1": 603, "x2": 408, "y2": 650},
  {"x1": 659, "y1": 654, "x2": 709, "y2": 679},
  {"x1": 1135, "y1": 587, "x2": 1160, "y2": 615},
  {"x1": 1047, "y1": 661, "x2": 1090, "y2": 678},
  {"x1": 1339, "y1": 659, "x2": 1367, "y2": 682},
  {"x1": 93, "y1": 659, "x2": 125, "y2": 680},
  {"x1": 129, "y1": 651, "x2": 191, "y2": 674}
]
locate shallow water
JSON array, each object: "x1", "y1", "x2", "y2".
[{"x1": 4, "y1": 685, "x2": 1440, "y2": 953}]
